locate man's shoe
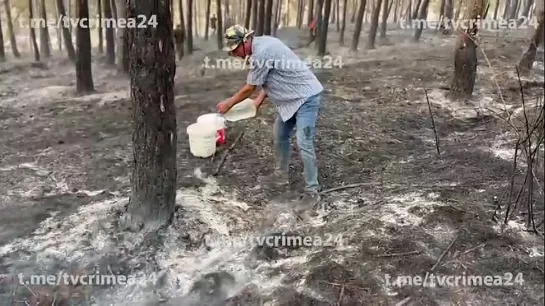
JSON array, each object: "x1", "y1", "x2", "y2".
[
  {"x1": 294, "y1": 191, "x2": 321, "y2": 213},
  {"x1": 258, "y1": 171, "x2": 289, "y2": 187}
]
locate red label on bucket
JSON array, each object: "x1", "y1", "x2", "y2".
[{"x1": 217, "y1": 128, "x2": 226, "y2": 145}]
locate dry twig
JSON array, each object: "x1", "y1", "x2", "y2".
[
  {"x1": 395, "y1": 296, "x2": 412, "y2": 306},
  {"x1": 424, "y1": 88, "x2": 441, "y2": 156},
  {"x1": 320, "y1": 182, "x2": 374, "y2": 194},
  {"x1": 213, "y1": 131, "x2": 245, "y2": 176},
  {"x1": 430, "y1": 235, "x2": 458, "y2": 272},
  {"x1": 377, "y1": 250, "x2": 421, "y2": 258}
]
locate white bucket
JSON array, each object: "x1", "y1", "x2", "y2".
[
  {"x1": 197, "y1": 113, "x2": 226, "y2": 130},
  {"x1": 186, "y1": 122, "x2": 217, "y2": 158}
]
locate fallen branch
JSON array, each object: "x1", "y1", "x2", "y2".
[
  {"x1": 462, "y1": 242, "x2": 486, "y2": 254},
  {"x1": 395, "y1": 296, "x2": 412, "y2": 306},
  {"x1": 320, "y1": 182, "x2": 374, "y2": 194},
  {"x1": 336, "y1": 284, "x2": 345, "y2": 306},
  {"x1": 430, "y1": 235, "x2": 458, "y2": 272},
  {"x1": 212, "y1": 131, "x2": 244, "y2": 176},
  {"x1": 377, "y1": 250, "x2": 421, "y2": 258},
  {"x1": 424, "y1": 88, "x2": 441, "y2": 156}
]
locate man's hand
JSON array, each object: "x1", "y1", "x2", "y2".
[{"x1": 217, "y1": 99, "x2": 233, "y2": 114}]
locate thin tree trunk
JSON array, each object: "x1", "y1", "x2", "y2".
[
  {"x1": 331, "y1": 0, "x2": 336, "y2": 23},
  {"x1": 244, "y1": 0, "x2": 252, "y2": 28},
  {"x1": 296, "y1": 0, "x2": 303, "y2": 27},
  {"x1": 272, "y1": 0, "x2": 281, "y2": 35},
  {"x1": 98, "y1": 0, "x2": 103, "y2": 52},
  {"x1": 443, "y1": 0, "x2": 454, "y2": 33},
  {"x1": 54, "y1": 0, "x2": 63, "y2": 50},
  {"x1": 264, "y1": 0, "x2": 273, "y2": 34},
  {"x1": 29, "y1": 0, "x2": 41, "y2": 61},
  {"x1": 413, "y1": 0, "x2": 430, "y2": 41},
  {"x1": 380, "y1": 0, "x2": 389, "y2": 38},
  {"x1": 0, "y1": 15, "x2": 5, "y2": 61},
  {"x1": 509, "y1": 0, "x2": 519, "y2": 19},
  {"x1": 521, "y1": 0, "x2": 534, "y2": 19},
  {"x1": 205, "y1": 0, "x2": 211, "y2": 39},
  {"x1": 116, "y1": 0, "x2": 129, "y2": 73},
  {"x1": 350, "y1": 0, "x2": 357, "y2": 22},
  {"x1": 251, "y1": 0, "x2": 258, "y2": 29},
  {"x1": 314, "y1": 0, "x2": 324, "y2": 49},
  {"x1": 111, "y1": 0, "x2": 117, "y2": 19},
  {"x1": 68, "y1": 0, "x2": 72, "y2": 35},
  {"x1": 56, "y1": 0, "x2": 77, "y2": 61},
  {"x1": 256, "y1": 0, "x2": 265, "y2": 35},
  {"x1": 217, "y1": 0, "x2": 224, "y2": 48},
  {"x1": 186, "y1": 0, "x2": 193, "y2": 53},
  {"x1": 3, "y1": 0, "x2": 20, "y2": 58},
  {"x1": 412, "y1": 0, "x2": 422, "y2": 19},
  {"x1": 104, "y1": 0, "x2": 115, "y2": 64},
  {"x1": 493, "y1": 0, "x2": 500, "y2": 19},
  {"x1": 339, "y1": 0, "x2": 348, "y2": 45},
  {"x1": 317, "y1": 0, "x2": 332, "y2": 56},
  {"x1": 350, "y1": 0, "x2": 366, "y2": 50},
  {"x1": 366, "y1": 0, "x2": 381, "y2": 48},
  {"x1": 449, "y1": 0, "x2": 486, "y2": 99},
  {"x1": 39, "y1": 0, "x2": 51, "y2": 57},
  {"x1": 308, "y1": 0, "x2": 315, "y2": 25},
  {"x1": 76, "y1": 0, "x2": 94, "y2": 92},
  {"x1": 393, "y1": 0, "x2": 399, "y2": 22},
  {"x1": 125, "y1": 0, "x2": 177, "y2": 231},
  {"x1": 517, "y1": 9, "x2": 544, "y2": 73},
  {"x1": 336, "y1": 0, "x2": 340, "y2": 30}
]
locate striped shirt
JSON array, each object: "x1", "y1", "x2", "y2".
[{"x1": 246, "y1": 36, "x2": 324, "y2": 122}]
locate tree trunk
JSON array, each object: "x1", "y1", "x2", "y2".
[
  {"x1": 111, "y1": 0, "x2": 117, "y2": 19},
  {"x1": 76, "y1": 0, "x2": 94, "y2": 92},
  {"x1": 98, "y1": 0, "x2": 103, "y2": 52},
  {"x1": 272, "y1": 0, "x2": 281, "y2": 35},
  {"x1": 339, "y1": 0, "x2": 348, "y2": 45},
  {"x1": 520, "y1": 0, "x2": 534, "y2": 19},
  {"x1": 509, "y1": 0, "x2": 519, "y2": 19},
  {"x1": 380, "y1": 0, "x2": 389, "y2": 38},
  {"x1": 56, "y1": 0, "x2": 77, "y2": 61},
  {"x1": 217, "y1": 0, "x2": 224, "y2": 49},
  {"x1": 3, "y1": 0, "x2": 21, "y2": 58},
  {"x1": 350, "y1": 0, "x2": 365, "y2": 50},
  {"x1": 125, "y1": 0, "x2": 177, "y2": 231},
  {"x1": 104, "y1": 0, "x2": 115, "y2": 64},
  {"x1": 308, "y1": 0, "x2": 315, "y2": 25},
  {"x1": 330, "y1": 0, "x2": 336, "y2": 23},
  {"x1": 365, "y1": 0, "x2": 382, "y2": 48},
  {"x1": 68, "y1": 0, "x2": 73, "y2": 35},
  {"x1": 314, "y1": 0, "x2": 324, "y2": 49},
  {"x1": 393, "y1": 0, "x2": 399, "y2": 22},
  {"x1": 443, "y1": 0, "x2": 454, "y2": 33},
  {"x1": 186, "y1": 0, "x2": 193, "y2": 53},
  {"x1": 29, "y1": 0, "x2": 41, "y2": 61},
  {"x1": 205, "y1": 0, "x2": 211, "y2": 39},
  {"x1": 256, "y1": 0, "x2": 265, "y2": 35},
  {"x1": 412, "y1": 0, "x2": 422, "y2": 19},
  {"x1": 244, "y1": 0, "x2": 252, "y2": 28},
  {"x1": 296, "y1": 0, "x2": 303, "y2": 28},
  {"x1": 351, "y1": 0, "x2": 357, "y2": 22},
  {"x1": 54, "y1": 0, "x2": 63, "y2": 50},
  {"x1": 178, "y1": 0, "x2": 185, "y2": 38},
  {"x1": 0, "y1": 15, "x2": 5, "y2": 61},
  {"x1": 251, "y1": 0, "x2": 258, "y2": 29},
  {"x1": 39, "y1": 0, "x2": 51, "y2": 57},
  {"x1": 449, "y1": 0, "x2": 486, "y2": 99},
  {"x1": 517, "y1": 9, "x2": 544, "y2": 73},
  {"x1": 336, "y1": 0, "x2": 341, "y2": 30},
  {"x1": 116, "y1": 0, "x2": 129, "y2": 73},
  {"x1": 493, "y1": 0, "x2": 500, "y2": 19},
  {"x1": 413, "y1": 0, "x2": 430, "y2": 41},
  {"x1": 317, "y1": 0, "x2": 332, "y2": 55},
  {"x1": 264, "y1": 0, "x2": 273, "y2": 34}
]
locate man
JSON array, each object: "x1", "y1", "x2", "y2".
[
  {"x1": 216, "y1": 25, "x2": 324, "y2": 209},
  {"x1": 210, "y1": 14, "x2": 217, "y2": 34}
]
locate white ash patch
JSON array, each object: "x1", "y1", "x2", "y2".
[{"x1": 379, "y1": 192, "x2": 446, "y2": 227}]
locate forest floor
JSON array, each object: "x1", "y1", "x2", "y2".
[{"x1": 0, "y1": 24, "x2": 544, "y2": 306}]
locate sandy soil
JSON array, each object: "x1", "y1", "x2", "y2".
[{"x1": 0, "y1": 24, "x2": 544, "y2": 306}]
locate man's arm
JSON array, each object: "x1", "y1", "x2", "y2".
[{"x1": 254, "y1": 89, "x2": 267, "y2": 107}]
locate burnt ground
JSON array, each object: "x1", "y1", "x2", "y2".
[{"x1": 0, "y1": 24, "x2": 544, "y2": 305}]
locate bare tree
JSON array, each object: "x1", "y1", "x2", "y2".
[
  {"x1": 380, "y1": 0, "x2": 390, "y2": 38},
  {"x1": 205, "y1": 0, "x2": 211, "y2": 39},
  {"x1": 29, "y1": 0, "x2": 41, "y2": 61},
  {"x1": 97, "y1": 0, "x2": 103, "y2": 53},
  {"x1": 413, "y1": 0, "x2": 430, "y2": 41},
  {"x1": 339, "y1": 0, "x2": 348, "y2": 45},
  {"x1": 264, "y1": 0, "x2": 273, "y2": 34},
  {"x1": 124, "y1": 0, "x2": 177, "y2": 231},
  {"x1": 116, "y1": 0, "x2": 129, "y2": 73},
  {"x1": 186, "y1": 0, "x2": 193, "y2": 54},
  {"x1": 517, "y1": 9, "x2": 544, "y2": 73},
  {"x1": 56, "y1": 0, "x2": 77, "y2": 61},
  {"x1": 104, "y1": 0, "x2": 115, "y2": 64},
  {"x1": 244, "y1": 0, "x2": 252, "y2": 28},
  {"x1": 317, "y1": 0, "x2": 332, "y2": 56},
  {"x1": 443, "y1": 0, "x2": 454, "y2": 33},
  {"x1": 0, "y1": 15, "x2": 5, "y2": 61},
  {"x1": 366, "y1": 0, "x2": 382, "y2": 48},
  {"x1": 76, "y1": 0, "x2": 94, "y2": 92},
  {"x1": 449, "y1": 0, "x2": 487, "y2": 99},
  {"x1": 39, "y1": 0, "x2": 51, "y2": 57},
  {"x1": 256, "y1": 0, "x2": 265, "y2": 35},
  {"x1": 350, "y1": 0, "x2": 365, "y2": 50},
  {"x1": 217, "y1": 0, "x2": 224, "y2": 49},
  {"x1": 3, "y1": 0, "x2": 20, "y2": 58}
]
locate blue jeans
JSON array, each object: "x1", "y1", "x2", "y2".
[{"x1": 274, "y1": 93, "x2": 321, "y2": 193}]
